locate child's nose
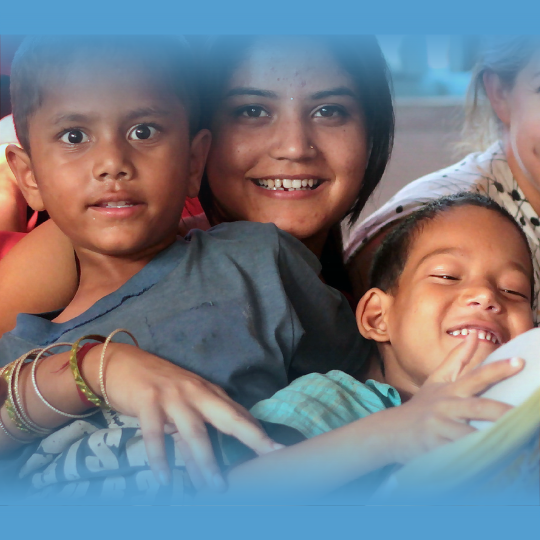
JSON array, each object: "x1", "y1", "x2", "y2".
[
  {"x1": 92, "y1": 139, "x2": 135, "y2": 182},
  {"x1": 463, "y1": 286, "x2": 502, "y2": 313}
]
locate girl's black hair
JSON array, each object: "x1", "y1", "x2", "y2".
[{"x1": 196, "y1": 35, "x2": 395, "y2": 292}]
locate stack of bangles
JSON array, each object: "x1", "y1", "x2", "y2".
[{"x1": 0, "y1": 329, "x2": 138, "y2": 445}]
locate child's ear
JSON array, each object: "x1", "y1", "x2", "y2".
[
  {"x1": 5, "y1": 144, "x2": 46, "y2": 211},
  {"x1": 483, "y1": 71, "x2": 511, "y2": 126},
  {"x1": 186, "y1": 129, "x2": 212, "y2": 199},
  {"x1": 356, "y1": 288, "x2": 393, "y2": 343}
]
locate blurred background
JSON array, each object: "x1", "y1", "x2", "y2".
[{"x1": 0, "y1": 35, "x2": 480, "y2": 219}]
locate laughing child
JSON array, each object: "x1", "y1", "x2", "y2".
[{"x1": 229, "y1": 192, "x2": 535, "y2": 501}]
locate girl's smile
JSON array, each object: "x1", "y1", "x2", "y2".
[{"x1": 206, "y1": 37, "x2": 368, "y2": 257}]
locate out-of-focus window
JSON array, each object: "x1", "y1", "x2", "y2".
[{"x1": 377, "y1": 35, "x2": 481, "y2": 98}]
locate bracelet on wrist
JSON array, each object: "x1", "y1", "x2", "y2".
[
  {"x1": 98, "y1": 329, "x2": 139, "y2": 409},
  {"x1": 69, "y1": 335, "x2": 109, "y2": 410}
]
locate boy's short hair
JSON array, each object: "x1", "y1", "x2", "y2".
[
  {"x1": 369, "y1": 192, "x2": 535, "y2": 302},
  {"x1": 10, "y1": 35, "x2": 201, "y2": 152}
]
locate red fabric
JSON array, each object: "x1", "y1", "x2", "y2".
[
  {"x1": 27, "y1": 211, "x2": 39, "y2": 231},
  {"x1": 0, "y1": 231, "x2": 26, "y2": 259},
  {"x1": 182, "y1": 197, "x2": 203, "y2": 218}
]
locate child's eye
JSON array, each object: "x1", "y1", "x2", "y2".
[
  {"x1": 431, "y1": 274, "x2": 459, "y2": 281},
  {"x1": 313, "y1": 105, "x2": 346, "y2": 118},
  {"x1": 60, "y1": 129, "x2": 89, "y2": 145},
  {"x1": 238, "y1": 106, "x2": 270, "y2": 118},
  {"x1": 501, "y1": 288, "x2": 529, "y2": 300},
  {"x1": 128, "y1": 124, "x2": 158, "y2": 140}
]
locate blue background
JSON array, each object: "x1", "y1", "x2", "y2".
[{"x1": 1, "y1": 0, "x2": 539, "y2": 536}]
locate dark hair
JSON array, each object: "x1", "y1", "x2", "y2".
[
  {"x1": 461, "y1": 36, "x2": 540, "y2": 151},
  {"x1": 0, "y1": 75, "x2": 11, "y2": 118},
  {"x1": 369, "y1": 192, "x2": 535, "y2": 302},
  {"x1": 10, "y1": 35, "x2": 201, "y2": 152}
]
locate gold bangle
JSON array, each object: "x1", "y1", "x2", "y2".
[
  {"x1": 0, "y1": 365, "x2": 28, "y2": 443},
  {"x1": 99, "y1": 329, "x2": 139, "y2": 408},
  {"x1": 11, "y1": 350, "x2": 52, "y2": 436},
  {"x1": 0, "y1": 407, "x2": 30, "y2": 444},
  {"x1": 69, "y1": 335, "x2": 108, "y2": 410},
  {"x1": 3, "y1": 357, "x2": 39, "y2": 436}
]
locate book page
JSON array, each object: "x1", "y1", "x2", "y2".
[{"x1": 472, "y1": 327, "x2": 540, "y2": 429}]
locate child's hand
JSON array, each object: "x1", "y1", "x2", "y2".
[
  {"x1": 84, "y1": 344, "x2": 282, "y2": 491},
  {"x1": 388, "y1": 333, "x2": 524, "y2": 464}
]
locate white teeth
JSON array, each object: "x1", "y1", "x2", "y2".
[
  {"x1": 103, "y1": 201, "x2": 133, "y2": 208},
  {"x1": 449, "y1": 328, "x2": 499, "y2": 344},
  {"x1": 256, "y1": 178, "x2": 320, "y2": 191}
]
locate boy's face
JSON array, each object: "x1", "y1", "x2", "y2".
[
  {"x1": 359, "y1": 206, "x2": 535, "y2": 396},
  {"x1": 9, "y1": 61, "x2": 209, "y2": 258}
]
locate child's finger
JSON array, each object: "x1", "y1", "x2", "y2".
[
  {"x1": 169, "y1": 407, "x2": 227, "y2": 493},
  {"x1": 435, "y1": 416, "x2": 477, "y2": 442},
  {"x1": 450, "y1": 396, "x2": 513, "y2": 421},
  {"x1": 202, "y1": 395, "x2": 284, "y2": 455},
  {"x1": 428, "y1": 332, "x2": 480, "y2": 384},
  {"x1": 139, "y1": 407, "x2": 170, "y2": 487},
  {"x1": 453, "y1": 357, "x2": 524, "y2": 397}
]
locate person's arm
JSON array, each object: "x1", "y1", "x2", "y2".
[
  {"x1": 226, "y1": 336, "x2": 523, "y2": 499},
  {"x1": 0, "y1": 342, "x2": 281, "y2": 491},
  {"x1": 0, "y1": 220, "x2": 78, "y2": 336}
]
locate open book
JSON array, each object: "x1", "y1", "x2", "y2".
[{"x1": 374, "y1": 328, "x2": 540, "y2": 504}]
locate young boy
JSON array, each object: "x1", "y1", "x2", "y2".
[
  {"x1": 235, "y1": 192, "x2": 534, "y2": 501},
  {"x1": 0, "y1": 36, "x2": 364, "y2": 500}
]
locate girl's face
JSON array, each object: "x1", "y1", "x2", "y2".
[
  {"x1": 206, "y1": 38, "x2": 368, "y2": 255},
  {"x1": 488, "y1": 50, "x2": 540, "y2": 215}
]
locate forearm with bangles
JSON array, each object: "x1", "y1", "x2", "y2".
[{"x1": 0, "y1": 336, "x2": 136, "y2": 454}]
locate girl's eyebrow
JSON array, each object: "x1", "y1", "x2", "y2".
[
  {"x1": 225, "y1": 86, "x2": 357, "y2": 100},
  {"x1": 310, "y1": 87, "x2": 357, "y2": 100},
  {"x1": 225, "y1": 87, "x2": 278, "y2": 99}
]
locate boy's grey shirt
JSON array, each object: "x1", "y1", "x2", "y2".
[
  {"x1": 0, "y1": 221, "x2": 367, "y2": 409},
  {"x1": 0, "y1": 221, "x2": 367, "y2": 501}
]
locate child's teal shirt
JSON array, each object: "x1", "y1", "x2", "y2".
[{"x1": 251, "y1": 370, "x2": 400, "y2": 438}]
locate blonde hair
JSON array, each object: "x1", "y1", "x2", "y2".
[{"x1": 460, "y1": 36, "x2": 539, "y2": 153}]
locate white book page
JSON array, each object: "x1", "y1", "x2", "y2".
[{"x1": 471, "y1": 327, "x2": 540, "y2": 429}]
